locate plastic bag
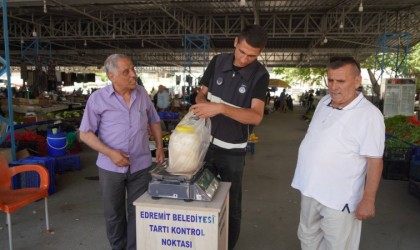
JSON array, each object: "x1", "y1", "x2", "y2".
[{"x1": 167, "y1": 111, "x2": 211, "y2": 174}]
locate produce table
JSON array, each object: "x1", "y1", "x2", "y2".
[
  {"x1": 13, "y1": 120, "x2": 55, "y2": 130},
  {"x1": 4, "y1": 103, "x2": 83, "y2": 113}
]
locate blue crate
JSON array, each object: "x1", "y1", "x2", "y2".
[
  {"x1": 166, "y1": 112, "x2": 179, "y2": 119},
  {"x1": 9, "y1": 156, "x2": 57, "y2": 195},
  {"x1": 408, "y1": 179, "x2": 420, "y2": 200},
  {"x1": 8, "y1": 162, "x2": 39, "y2": 189},
  {"x1": 384, "y1": 146, "x2": 412, "y2": 161},
  {"x1": 412, "y1": 146, "x2": 420, "y2": 157},
  {"x1": 19, "y1": 156, "x2": 56, "y2": 195},
  {"x1": 158, "y1": 112, "x2": 168, "y2": 119},
  {"x1": 11, "y1": 176, "x2": 20, "y2": 189},
  {"x1": 53, "y1": 154, "x2": 81, "y2": 174},
  {"x1": 410, "y1": 155, "x2": 420, "y2": 181},
  {"x1": 158, "y1": 111, "x2": 179, "y2": 120},
  {"x1": 383, "y1": 159, "x2": 410, "y2": 181}
]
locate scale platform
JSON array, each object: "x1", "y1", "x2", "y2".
[{"x1": 148, "y1": 161, "x2": 219, "y2": 201}]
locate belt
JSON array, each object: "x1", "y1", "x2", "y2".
[{"x1": 210, "y1": 136, "x2": 247, "y2": 149}]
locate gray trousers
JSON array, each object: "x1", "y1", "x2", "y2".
[
  {"x1": 298, "y1": 195, "x2": 362, "y2": 250},
  {"x1": 98, "y1": 166, "x2": 151, "y2": 250}
]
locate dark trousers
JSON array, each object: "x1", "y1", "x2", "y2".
[
  {"x1": 204, "y1": 146, "x2": 246, "y2": 250},
  {"x1": 98, "y1": 167, "x2": 151, "y2": 250}
]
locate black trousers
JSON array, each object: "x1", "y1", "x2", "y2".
[
  {"x1": 98, "y1": 166, "x2": 151, "y2": 250},
  {"x1": 204, "y1": 146, "x2": 246, "y2": 250}
]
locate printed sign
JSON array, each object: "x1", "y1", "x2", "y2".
[{"x1": 137, "y1": 208, "x2": 224, "y2": 249}]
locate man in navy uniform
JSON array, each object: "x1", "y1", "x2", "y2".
[{"x1": 191, "y1": 24, "x2": 269, "y2": 250}]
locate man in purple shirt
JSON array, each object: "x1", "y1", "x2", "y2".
[{"x1": 79, "y1": 54, "x2": 165, "y2": 250}]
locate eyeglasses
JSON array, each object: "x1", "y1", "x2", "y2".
[{"x1": 329, "y1": 56, "x2": 361, "y2": 73}]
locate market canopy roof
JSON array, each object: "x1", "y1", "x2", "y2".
[
  {"x1": 269, "y1": 79, "x2": 291, "y2": 89},
  {"x1": 1, "y1": 0, "x2": 420, "y2": 69}
]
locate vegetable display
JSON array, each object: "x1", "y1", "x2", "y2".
[{"x1": 385, "y1": 115, "x2": 420, "y2": 146}]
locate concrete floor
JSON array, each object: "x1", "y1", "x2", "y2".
[{"x1": 1, "y1": 106, "x2": 420, "y2": 250}]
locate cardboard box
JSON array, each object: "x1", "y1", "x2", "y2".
[
  {"x1": 36, "y1": 113, "x2": 49, "y2": 122},
  {"x1": 0, "y1": 148, "x2": 31, "y2": 162},
  {"x1": 23, "y1": 116, "x2": 37, "y2": 124},
  {"x1": 16, "y1": 149, "x2": 31, "y2": 160}
]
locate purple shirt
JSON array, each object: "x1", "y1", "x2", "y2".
[{"x1": 79, "y1": 84, "x2": 160, "y2": 173}]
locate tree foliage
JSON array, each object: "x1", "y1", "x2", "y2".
[
  {"x1": 96, "y1": 72, "x2": 108, "y2": 82},
  {"x1": 363, "y1": 42, "x2": 420, "y2": 78},
  {"x1": 408, "y1": 43, "x2": 420, "y2": 75},
  {"x1": 272, "y1": 42, "x2": 420, "y2": 88},
  {"x1": 272, "y1": 67, "x2": 327, "y2": 87}
]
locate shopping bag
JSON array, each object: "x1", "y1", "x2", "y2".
[{"x1": 167, "y1": 111, "x2": 211, "y2": 174}]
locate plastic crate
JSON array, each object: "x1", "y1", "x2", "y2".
[
  {"x1": 383, "y1": 147, "x2": 412, "y2": 161},
  {"x1": 54, "y1": 154, "x2": 81, "y2": 174},
  {"x1": 383, "y1": 159, "x2": 410, "y2": 181},
  {"x1": 158, "y1": 111, "x2": 179, "y2": 120},
  {"x1": 408, "y1": 179, "x2": 420, "y2": 200},
  {"x1": 168, "y1": 112, "x2": 179, "y2": 119},
  {"x1": 9, "y1": 156, "x2": 57, "y2": 195},
  {"x1": 8, "y1": 161, "x2": 38, "y2": 190},
  {"x1": 10, "y1": 174, "x2": 21, "y2": 190},
  {"x1": 411, "y1": 145, "x2": 420, "y2": 158},
  {"x1": 410, "y1": 155, "x2": 420, "y2": 181},
  {"x1": 158, "y1": 112, "x2": 168, "y2": 119}
]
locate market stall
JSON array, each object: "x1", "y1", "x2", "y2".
[{"x1": 384, "y1": 115, "x2": 420, "y2": 200}]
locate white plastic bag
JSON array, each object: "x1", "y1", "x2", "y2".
[{"x1": 167, "y1": 111, "x2": 211, "y2": 174}]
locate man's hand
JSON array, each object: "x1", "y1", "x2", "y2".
[
  {"x1": 109, "y1": 149, "x2": 130, "y2": 167},
  {"x1": 355, "y1": 199, "x2": 375, "y2": 220},
  {"x1": 356, "y1": 158, "x2": 382, "y2": 221},
  {"x1": 191, "y1": 102, "x2": 222, "y2": 119},
  {"x1": 155, "y1": 147, "x2": 165, "y2": 164}
]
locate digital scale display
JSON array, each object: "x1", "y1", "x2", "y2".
[
  {"x1": 195, "y1": 169, "x2": 219, "y2": 200},
  {"x1": 196, "y1": 169, "x2": 213, "y2": 190},
  {"x1": 148, "y1": 163, "x2": 219, "y2": 201}
]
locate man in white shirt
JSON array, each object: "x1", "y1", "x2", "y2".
[{"x1": 291, "y1": 56, "x2": 385, "y2": 250}]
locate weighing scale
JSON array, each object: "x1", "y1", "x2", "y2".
[{"x1": 148, "y1": 161, "x2": 219, "y2": 201}]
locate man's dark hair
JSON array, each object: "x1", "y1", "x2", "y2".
[
  {"x1": 328, "y1": 56, "x2": 361, "y2": 75},
  {"x1": 238, "y1": 24, "x2": 267, "y2": 49}
]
